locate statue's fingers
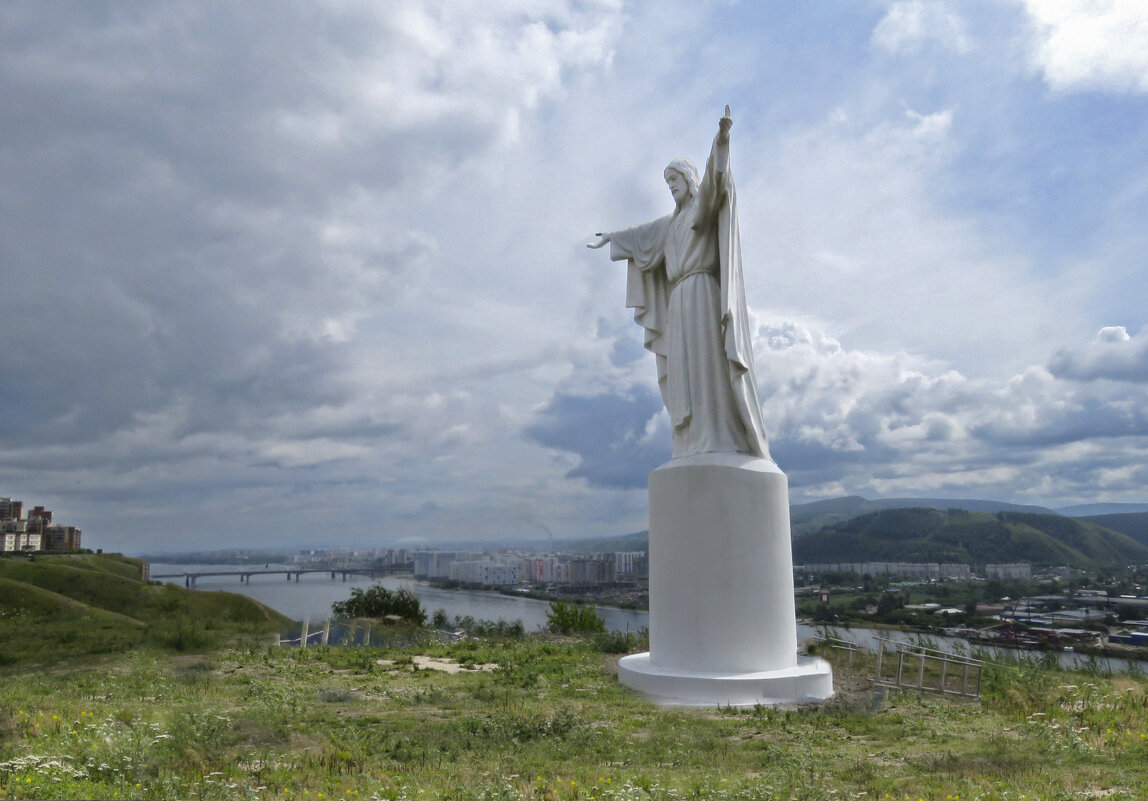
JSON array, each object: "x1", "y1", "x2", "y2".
[{"x1": 724, "y1": 104, "x2": 731, "y2": 118}]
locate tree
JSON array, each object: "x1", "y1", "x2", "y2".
[
  {"x1": 331, "y1": 585, "x2": 425, "y2": 625},
  {"x1": 546, "y1": 600, "x2": 606, "y2": 635}
]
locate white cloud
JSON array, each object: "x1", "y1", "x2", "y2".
[
  {"x1": 872, "y1": 1, "x2": 970, "y2": 54},
  {"x1": 1019, "y1": 0, "x2": 1148, "y2": 93},
  {"x1": 740, "y1": 105, "x2": 1076, "y2": 378}
]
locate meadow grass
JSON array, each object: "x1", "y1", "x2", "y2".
[
  {"x1": 0, "y1": 554, "x2": 290, "y2": 665},
  {"x1": 1, "y1": 635, "x2": 1147, "y2": 800}
]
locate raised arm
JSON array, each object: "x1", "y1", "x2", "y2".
[
  {"x1": 694, "y1": 105, "x2": 733, "y2": 225},
  {"x1": 715, "y1": 104, "x2": 732, "y2": 173}
]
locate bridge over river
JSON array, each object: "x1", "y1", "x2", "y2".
[{"x1": 152, "y1": 563, "x2": 412, "y2": 588}]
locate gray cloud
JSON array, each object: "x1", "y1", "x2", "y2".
[
  {"x1": 4, "y1": 1, "x2": 1148, "y2": 549},
  {"x1": 525, "y1": 388, "x2": 669, "y2": 490},
  {"x1": 1048, "y1": 326, "x2": 1148, "y2": 383}
]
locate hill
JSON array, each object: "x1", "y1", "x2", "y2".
[
  {"x1": 1060, "y1": 503, "x2": 1148, "y2": 517},
  {"x1": 1078, "y1": 511, "x2": 1148, "y2": 547},
  {"x1": 561, "y1": 530, "x2": 648, "y2": 553},
  {"x1": 0, "y1": 553, "x2": 290, "y2": 664},
  {"x1": 789, "y1": 496, "x2": 1057, "y2": 536},
  {"x1": 565, "y1": 496, "x2": 1061, "y2": 552},
  {"x1": 792, "y1": 507, "x2": 1148, "y2": 568}
]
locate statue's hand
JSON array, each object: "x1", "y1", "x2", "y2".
[
  {"x1": 586, "y1": 233, "x2": 610, "y2": 249},
  {"x1": 718, "y1": 104, "x2": 732, "y2": 144}
]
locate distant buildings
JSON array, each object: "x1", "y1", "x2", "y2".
[
  {"x1": 290, "y1": 547, "x2": 411, "y2": 566},
  {"x1": 449, "y1": 558, "x2": 521, "y2": 586},
  {"x1": 0, "y1": 497, "x2": 82, "y2": 553},
  {"x1": 614, "y1": 551, "x2": 648, "y2": 576},
  {"x1": 798, "y1": 561, "x2": 1041, "y2": 582},
  {"x1": 413, "y1": 550, "x2": 474, "y2": 579},
  {"x1": 986, "y1": 563, "x2": 1032, "y2": 580},
  {"x1": 799, "y1": 562, "x2": 972, "y2": 580},
  {"x1": 412, "y1": 548, "x2": 638, "y2": 588}
]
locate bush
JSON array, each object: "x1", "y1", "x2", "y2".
[
  {"x1": 453, "y1": 616, "x2": 525, "y2": 638},
  {"x1": 331, "y1": 585, "x2": 425, "y2": 625},
  {"x1": 591, "y1": 628, "x2": 647, "y2": 654},
  {"x1": 546, "y1": 600, "x2": 606, "y2": 635}
]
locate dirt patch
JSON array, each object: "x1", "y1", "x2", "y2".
[{"x1": 375, "y1": 656, "x2": 498, "y2": 674}]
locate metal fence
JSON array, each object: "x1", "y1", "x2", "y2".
[{"x1": 873, "y1": 636, "x2": 983, "y2": 699}]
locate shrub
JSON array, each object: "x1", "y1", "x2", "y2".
[
  {"x1": 331, "y1": 585, "x2": 425, "y2": 625},
  {"x1": 546, "y1": 600, "x2": 606, "y2": 635}
]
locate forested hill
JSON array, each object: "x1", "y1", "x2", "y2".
[
  {"x1": 792, "y1": 508, "x2": 1148, "y2": 569},
  {"x1": 789, "y1": 495, "x2": 1057, "y2": 536},
  {"x1": 1078, "y1": 512, "x2": 1148, "y2": 547}
]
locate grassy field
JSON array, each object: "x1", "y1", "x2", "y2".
[
  {"x1": 1, "y1": 634, "x2": 1147, "y2": 801},
  {"x1": 0, "y1": 554, "x2": 290, "y2": 664}
]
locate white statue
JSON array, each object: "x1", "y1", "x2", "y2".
[{"x1": 588, "y1": 106, "x2": 770, "y2": 460}]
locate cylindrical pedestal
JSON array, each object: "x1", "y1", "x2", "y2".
[{"x1": 618, "y1": 452, "x2": 833, "y2": 706}]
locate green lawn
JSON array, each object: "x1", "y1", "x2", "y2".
[{"x1": 1, "y1": 637, "x2": 1147, "y2": 800}]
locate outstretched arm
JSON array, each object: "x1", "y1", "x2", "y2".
[{"x1": 586, "y1": 232, "x2": 611, "y2": 249}]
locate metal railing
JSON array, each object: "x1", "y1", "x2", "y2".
[{"x1": 873, "y1": 636, "x2": 983, "y2": 699}]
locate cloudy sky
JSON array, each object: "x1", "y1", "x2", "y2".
[{"x1": 3, "y1": 1, "x2": 1148, "y2": 552}]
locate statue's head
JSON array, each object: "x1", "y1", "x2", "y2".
[{"x1": 664, "y1": 157, "x2": 699, "y2": 207}]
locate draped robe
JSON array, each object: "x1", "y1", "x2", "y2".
[{"x1": 608, "y1": 135, "x2": 771, "y2": 460}]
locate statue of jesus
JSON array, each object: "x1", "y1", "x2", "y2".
[{"x1": 588, "y1": 106, "x2": 771, "y2": 460}]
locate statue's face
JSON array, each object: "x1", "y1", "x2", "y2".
[{"x1": 665, "y1": 170, "x2": 689, "y2": 206}]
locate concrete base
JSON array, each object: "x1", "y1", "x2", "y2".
[
  {"x1": 618, "y1": 452, "x2": 833, "y2": 706},
  {"x1": 618, "y1": 652, "x2": 834, "y2": 707}
]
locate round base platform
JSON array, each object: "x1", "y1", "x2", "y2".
[{"x1": 618, "y1": 652, "x2": 834, "y2": 707}]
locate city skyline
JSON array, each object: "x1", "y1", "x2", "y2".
[{"x1": 3, "y1": 2, "x2": 1148, "y2": 552}]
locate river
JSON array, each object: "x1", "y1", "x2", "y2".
[{"x1": 151, "y1": 563, "x2": 1148, "y2": 673}]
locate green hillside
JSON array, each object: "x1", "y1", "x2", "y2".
[
  {"x1": 1080, "y1": 511, "x2": 1148, "y2": 547},
  {"x1": 789, "y1": 495, "x2": 1058, "y2": 536},
  {"x1": 0, "y1": 553, "x2": 290, "y2": 664},
  {"x1": 792, "y1": 507, "x2": 1148, "y2": 568}
]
